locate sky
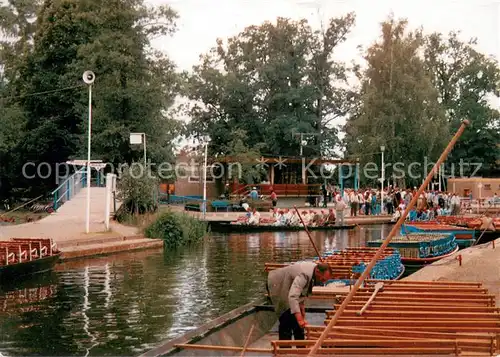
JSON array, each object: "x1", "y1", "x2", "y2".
[
  {"x1": 146, "y1": 0, "x2": 500, "y2": 151},
  {"x1": 148, "y1": 0, "x2": 500, "y2": 72}
]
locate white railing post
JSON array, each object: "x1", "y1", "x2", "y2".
[{"x1": 104, "y1": 173, "x2": 115, "y2": 231}]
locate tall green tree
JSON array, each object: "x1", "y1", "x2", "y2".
[
  {"x1": 2, "y1": 0, "x2": 181, "y2": 197},
  {"x1": 185, "y1": 14, "x2": 356, "y2": 159},
  {"x1": 423, "y1": 32, "x2": 500, "y2": 177},
  {"x1": 344, "y1": 17, "x2": 448, "y2": 187},
  {"x1": 0, "y1": 0, "x2": 41, "y2": 198}
]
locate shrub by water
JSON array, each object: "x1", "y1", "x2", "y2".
[{"x1": 144, "y1": 210, "x2": 207, "y2": 247}]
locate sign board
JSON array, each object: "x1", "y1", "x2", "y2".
[{"x1": 130, "y1": 133, "x2": 143, "y2": 145}]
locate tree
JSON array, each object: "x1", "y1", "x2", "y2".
[
  {"x1": 423, "y1": 32, "x2": 500, "y2": 177},
  {"x1": 344, "y1": 17, "x2": 448, "y2": 187},
  {"x1": 185, "y1": 14, "x2": 356, "y2": 159},
  {"x1": 116, "y1": 162, "x2": 158, "y2": 216},
  {"x1": 0, "y1": 0, "x2": 41, "y2": 198},
  {"x1": 1, "y1": 0, "x2": 182, "y2": 198},
  {"x1": 222, "y1": 129, "x2": 266, "y2": 184}
]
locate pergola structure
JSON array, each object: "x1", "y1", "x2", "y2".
[{"x1": 218, "y1": 156, "x2": 359, "y2": 196}]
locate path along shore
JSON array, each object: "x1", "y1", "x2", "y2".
[{"x1": 404, "y1": 238, "x2": 500, "y2": 304}]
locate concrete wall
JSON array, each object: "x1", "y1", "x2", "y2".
[{"x1": 448, "y1": 178, "x2": 500, "y2": 198}]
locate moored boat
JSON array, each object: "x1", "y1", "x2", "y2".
[
  {"x1": 367, "y1": 233, "x2": 458, "y2": 274},
  {"x1": 0, "y1": 238, "x2": 60, "y2": 282},
  {"x1": 402, "y1": 222, "x2": 476, "y2": 248},
  {"x1": 140, "y1": 280, "x2": 499, "y2": 356},
  {"x1": 265, "y1": 247, "x2": 405, "y2": 281},
  {"x1": 208, "y1": 221, "x2": 357, "y2": 233}
]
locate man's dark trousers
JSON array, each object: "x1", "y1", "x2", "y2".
[{"x1": 278, "y1": 309, "x2": 305, "y2": 340}]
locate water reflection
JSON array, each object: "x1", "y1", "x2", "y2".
[{"x1": 0, "y1": 225, "x2": 382, "y2": 356}]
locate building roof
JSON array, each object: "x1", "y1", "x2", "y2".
[
  {"x1": 217, "y1": 156, "x2": 354, "y2": 165},
  {"x1": 447, "y1": 177, "x2": 500, "y2": 182}
]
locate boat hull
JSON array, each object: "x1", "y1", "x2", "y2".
[
  {"x1": 401, "y1": 245, "x2": 459, "y2": 274},
  {"x1": 402, "y1": 224, "x2": 477, "y2": 248},
  {"x1": 208, "y1": 222, "x2": 357, "y2": 233},
  {"x1": 0, "y1": 254, "x2": 60, "y2": 282},
  {"x1": 139, "y1": 300, "x2": 331, "y2": 357}
]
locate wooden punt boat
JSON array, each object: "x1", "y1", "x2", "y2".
[
  {"x1": 265, "y1": 248, "x2": 405, "y2": 281},
  {"x1": 140, "y1": 280, "x2": 499, "y2": 356},
  {"x1": 208, "y1": 221, "x2": 357, "y2": 233},
  {"x1": 139, "y1": 299, "x2": 331, "y2": 357},
  {"x1": 367, "y1": 233, "x2": 459, "y2": 275},
  {"x1": 402, "y1": 223, "x2": 476, "y2": 248},
  {"x1": 0, "y1": 238, "x2": 60, "y2": 282}
]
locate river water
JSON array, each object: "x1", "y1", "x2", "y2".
[{"x1": 0, "y1": 225, "x2": 388, "y2": 356}]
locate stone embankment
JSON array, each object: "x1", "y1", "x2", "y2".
[{"x1": 0, "y1": 187, "x2": 163, "y2": 260}]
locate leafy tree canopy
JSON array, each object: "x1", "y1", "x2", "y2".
[
  {"x1": 185, "y1": 14, "x2": 356, "y2": 159},
  {"x1": 345, "y1": 16, "x2": 500, "y2": 187},
  {"x1": 0, "y1": 0, "x2": 182, "y2": 198}
]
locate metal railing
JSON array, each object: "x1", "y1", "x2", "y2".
[{"x1": 51, "y1": 168, "x2": 86, "y2": 211}]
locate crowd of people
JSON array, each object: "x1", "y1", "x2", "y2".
[
  {"x1": 236, "y1": 207, "x2": 339, "y2": 227},
  {"x1": 319, "y1": 186, "x2": 465, "y2": 221},
  {"x1": 234, "y1": 185, "x2": 474, "y2": 226}
]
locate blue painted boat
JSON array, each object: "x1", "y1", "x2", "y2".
[
  {"x1": 367, "y1": 233, "x2": 459, "y2": 274},
  {"x1": 401, "y1": 223, "x2": 476, "y2": 248},
  {"x1": 265, "y1": 248, "x2": 405, "y2": 281}
]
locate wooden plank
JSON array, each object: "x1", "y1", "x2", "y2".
[
  {"x1": 365, "y1": 279, "x2": 481, "y2": 286},
  {"x1": 174, "y1": 344, "x2": 271, "y2": 353},
  {"x1": 333, "y1": 304, "x2": 500, "y2": 313},
  {"x1": 273, "y1": 347, "x2": 460, "y2": 355},
  {"x1": 327, "y1": 310, "x2": 500, "y2": 320}
]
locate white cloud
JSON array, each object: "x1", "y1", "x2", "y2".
[
  {"x1": 149, "y1": 0, "x2": 499, "y2": 71},
  {"x1": 147, "y1": 0, "x2": 500, "y2": 150}
]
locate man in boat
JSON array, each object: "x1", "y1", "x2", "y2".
[
  {"x1": 248, "y1": 208, "x2": 260, "y2": 225},
  {"x1": 289, "y1": 211, "x2": 300, "y2": 226},
  {"x1": 278, "y1": 210, "x2": 287, "y2": 226},
  {"x1": 324, "y1": 209, "x2": 336, "y2": 225},
  {"x1": 300, "y1": 210, "x2": 310, "y2": 225},
  {"x1": 267, "y1": 262, "x2": 333, "y2": 341},
  {"x1": 311, "y1": 210, "x2": 322, "y2": 226},
  {"x1": 283, "y1": 209, "x2": 294, "y2": 225},
  {"x1": 305, "y1": 210, "x2": 315, "y2": 226},
  {"x1": 335, "y1": 193, "x2": 346, "y2": 226}
]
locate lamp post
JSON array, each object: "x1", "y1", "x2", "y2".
[
  {"x1": 355, "y1": 158, "x2": 360, "y2": 191},
  {"x1": 83, "y1": 71, "x2": 95, "y2": 234},
  {"x1": 202, "y1": 137, "x2": 210, "y2": 220},
  {"x1": 380, "y1": 145, "x2": 385, "y2": 214},
  {"x1": 477, "y1": 182, "x2": 483, "y2": 213}
]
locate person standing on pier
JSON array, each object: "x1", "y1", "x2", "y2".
[{"x1": 267, "y1": 262, "x2": 333, "y2": 341}]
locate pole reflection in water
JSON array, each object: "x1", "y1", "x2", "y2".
[
  {"x1": 82, "y1": 266, "x2": 98, "y2": 356},
  {"x1": 103, "y1": 263, "x2": 111, "y2": 309}
]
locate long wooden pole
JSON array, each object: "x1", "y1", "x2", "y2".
[
  {"x1": 240, "y1": 322, "x2": 256, "y2": 357},
  {"x1": 306, "y1": 120, "x2": 469, "y2": 356},
  {"x1": 294, "y1": 206, "x2": 324, "y2": 262}
]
